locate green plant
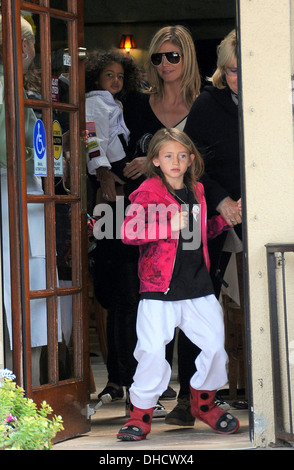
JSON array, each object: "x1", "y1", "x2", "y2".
[{"x1": 0, "y1": 370, "x2": 63, "y2": 450}]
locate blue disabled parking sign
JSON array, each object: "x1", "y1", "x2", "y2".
[{"x1": 34, "y1": 119, "x2": 47, "y2": 176}]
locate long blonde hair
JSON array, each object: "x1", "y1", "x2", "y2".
[
  {"x1": 146, "y1": 128, "x2": 204, "y2": 198},
  {"x1": 145, "y1": 25, "x2": 201, "y2": 108},
  {"x1": 208, "y1": 29, "x2": 237, "y2": 89}
]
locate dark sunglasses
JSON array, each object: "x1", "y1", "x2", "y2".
[{"x1": 151, "y1": 51, "x2": 183, "y2": 66}]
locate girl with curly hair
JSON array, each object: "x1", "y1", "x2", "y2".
[{"x1": 85, "y1": 49, "x2": 141, "y2": 201}]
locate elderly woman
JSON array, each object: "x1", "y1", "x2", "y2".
[
  {"x1": 184, "y1": 29, "x2": 242, "y2": 296},
  {"x1": 95, "y1": 25, "x2": 202, "y2": 417},
  {"x1": 166, "y1": 29, "x2": 243, "y2": 426},
  {"x1": 185, "y1": 29, "x2": 241, "y2": 239},
  {"x1": 0, "y1": 16, "x2": 61, "y2": 386}
]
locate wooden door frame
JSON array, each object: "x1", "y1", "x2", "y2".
[
  {"x1": 1, "y1": 0, "x2": 90, "y2": 441},
  {"x1": 2, "y1": 0, "x2": 29, "y2": 388}
]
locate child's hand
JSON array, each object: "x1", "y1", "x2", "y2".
[{"x1": 170, "y1": 211, "x2": 188, "y2": 231}]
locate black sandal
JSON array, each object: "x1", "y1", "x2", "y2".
[{"x1": 98, "y1": 384, "x2": 124, "y2": 403}]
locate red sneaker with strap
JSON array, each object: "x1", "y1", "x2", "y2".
[
  {"x1": 190, "y1": 387, "x2": 239, "y2": 434},
  {"x1": 117, "y1": 403, "x2": 153, "y2": 441}
]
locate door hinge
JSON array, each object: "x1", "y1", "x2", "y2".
[{"x1": 85, "y1": 401, "x2": 103, "y2": 420}]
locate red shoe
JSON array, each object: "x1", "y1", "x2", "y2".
[
  {"x1": 117, "y1": 403, "x2": 153, "y2": 441},
  {"x1": 190, "y1": 387, "x2": 239, "y2": 434}
]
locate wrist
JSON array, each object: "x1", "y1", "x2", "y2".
[
  {"x1": 216, "y1": 196, "x2": 230, "y2": 213},
  {"x1": 96, "y1": 166, "x2": 110, "y2": 181}
]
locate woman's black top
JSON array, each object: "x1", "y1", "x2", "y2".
[{"x1": 184, "y1": 85, "x2": 240, "y2": 217}]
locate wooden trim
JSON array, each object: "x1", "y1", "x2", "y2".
[
  {"x1": 15, "y1": 2, "x2": 34, "y2": 394},
  {"x1": 20, "y1": 2, "x2": 78, "y2": 20},
  {"x1": 29, "y1": 287, "x2": 82, "y2": 299},
  {"x1": 1, "y1": 1, "x2": 23, "y2": 384},
  {"x1": 2, "y1": 1, "x2": 34, "y2": 389}
]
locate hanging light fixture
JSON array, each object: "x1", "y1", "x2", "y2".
[{"x1": 119, "y1": 34, "x2": 136, "y2": 53}]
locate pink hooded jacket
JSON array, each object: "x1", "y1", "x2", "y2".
[{"x1": 121, "y1": 176, "x2": 229, "y2": 293}]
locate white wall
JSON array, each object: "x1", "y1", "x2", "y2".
[{"x1": 239, "y1": 0, "x2": 294, "y2": 447}]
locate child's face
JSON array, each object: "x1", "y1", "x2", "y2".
[
  {"x1": 99, "y1": 62, "x2": 124, "y2": 96},
  {"x1": 152, "y1": 140, "x2": 195, "y2": 189}
]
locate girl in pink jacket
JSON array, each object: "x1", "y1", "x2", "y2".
[{"x1": 117, "y1": 128, "x2": 239, "y2": 441}]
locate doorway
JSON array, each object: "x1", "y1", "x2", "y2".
[{"x1": 84, "y1": 0, "x2": 251, "y2": 444}]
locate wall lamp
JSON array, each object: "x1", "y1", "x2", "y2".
[{"x1": 119, "y1": 34, "x2": 136, "y2": 53}]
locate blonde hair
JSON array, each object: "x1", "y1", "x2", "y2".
[
  {"x1": 145, "y1": 25, "x2": 201, "y2": 108},
  {"x1": 146, "y1": 128, "x2": 204, "y2": 197},
  {"x1": 208, "y1": 29, "x2": 237, "y2": 89}
]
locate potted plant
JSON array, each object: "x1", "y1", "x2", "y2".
[{"x1": 0, "y1": 369, "x2": 63, "y2": 450}]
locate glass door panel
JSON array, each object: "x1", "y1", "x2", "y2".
[
  {"x1": 51, "y1": 17, "x2": 70, "y2": 105},
  {"x1": 20, "y1": 0, "x2": 70, "y2": 9},
  {"x1": 50, "y1": 0, "x2": 69, "y2": 11}
]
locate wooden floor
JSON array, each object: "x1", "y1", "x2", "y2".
[{"x1": 54, "y1": 354, "x2": 254, "y2": 451}]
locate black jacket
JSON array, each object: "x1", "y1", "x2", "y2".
[{"x1": 184, "y1": 85, "x2": 240, "y2": 216}]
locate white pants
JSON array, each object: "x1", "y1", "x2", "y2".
[{"x1": 129, "y1": 295, "x2": 228, "y2": 410}]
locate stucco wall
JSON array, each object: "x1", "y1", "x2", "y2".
[
  {"x1": 239, "y1": 0, "x2": 294, "y2": 447},
  {"x1": 0, "y1": 250, "x2": 3, "y2": 369}
]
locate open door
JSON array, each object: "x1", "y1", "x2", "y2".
[{"x1": 1, "y1": 0, "x2": 90, "y2": 441}]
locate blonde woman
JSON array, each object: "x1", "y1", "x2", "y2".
[
  {"x1": 94, "y1": 26, "x2": 202, "y2": 416},
  {"x1": 122, "y1": 24, "x2": 201, "y2": 408},
  {"x1": 122, "y1": 25, "x2": 201, "y2": 192}
]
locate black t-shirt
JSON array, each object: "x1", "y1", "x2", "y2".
[{"x1": 141, "y1": 188, "x2": 214, "y2": 301}]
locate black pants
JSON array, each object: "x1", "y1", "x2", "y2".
[
  {"x1": 93, "y1": 233, "x2": 139, "y2": 387},
  {"x1": 111, "y1": 252, "x2": 140, "y2": 387}
]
